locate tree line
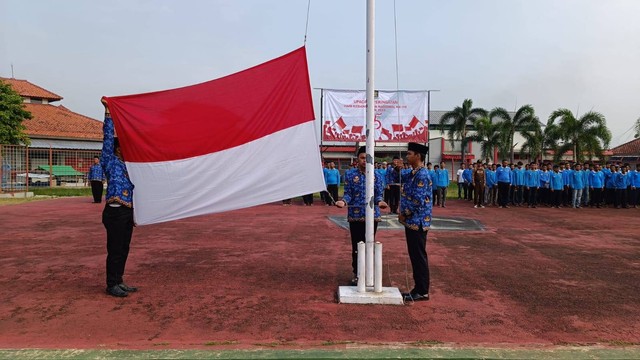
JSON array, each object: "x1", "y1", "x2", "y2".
[{"x1": 438, "y1": 99, "x2": 619, "y2": 164}]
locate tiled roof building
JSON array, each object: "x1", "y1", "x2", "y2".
[{"x1": 1, "y1": 77, "x2": 102, "y2": 149}]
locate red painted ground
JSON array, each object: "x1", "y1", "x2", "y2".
[{"x1": 0, "y1": 197, "x2": 639, "y2": 349}]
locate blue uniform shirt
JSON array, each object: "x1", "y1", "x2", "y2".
[
  {"x1": 551, "y1": 171, "x2": 564, "y2": 190},
  {"x1": 386, "y1": 165, "x2": 400, "y2": 185},
  {"x1": 496, "y1": 165, "x2": 511, "y2": 183},
  {"x1": 485, "y1": 169, "x2": 496, "y2": 188},
  {"x1": 562, "y1": 169, "x2": 573, "y2": 187},
  {"x1": 604, "y1": 168, "x2": 616, "y2": 188},
  {"x1": 589, "y1": 170, "x2": 604, "y2": 188},
  {"x1": 400, "y1": 167, "x2": 433, "y2": 232},
  {"x1": 525, "y1": 169, "x2": 539, "y2": 188},
  {"x1": 539, "y1": 170, "x2": 550, "y2": 188},
  {"x1": 437, "y1": 168, "x2": 450, "y2": 187},
  {"x1": 571, "y1": 170, "x2": 585, "y2": 190},
  {"x1": 614, "y1": 172, "x2": 627, "y2": 189},
  {"x1": 513, "y1": 167, "x2": 526, "y2": 186},
  {"x1": 462, "y1": 168, "x2": 472, "y2": 184},
  {"x1": 325, "y1": 168, "x2": 340, "y2": 185},
  {"x1": 631, "y1": 170, "x2": 640, "y2": 187},
  {"x1": 101, "y1": 116, "x2": 134, "y2": 207},
  {"x1": 582, "y1": 169, "x2": 590, "y2": 188},
  {"x1": 88, "y1": 163, "x2": 105, "y2": 182},
  {"x1": 341, "y1": 168, "x2": 384, "y2": 222}
]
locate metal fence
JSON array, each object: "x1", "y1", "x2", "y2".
[{"x1": 0, "y1": 144, "x2": 101, "y2": 192}]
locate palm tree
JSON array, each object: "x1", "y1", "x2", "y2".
[
  {"x1": 490, "y1": 105, "x2": 538, "y2": 163},
  {"x1": 519, "y1": 120, "x2": 543, "y2": 162},
  {"x1": 467, "y1": 116, "x2": 507, "y2": 163},
  {"x1": 439, "y1": 99, "x2": 487, "y2": 165},
  {"x1": 547, "y1": 109, "x2": 612, "y2": 162},
  {"x1": 634, "y1": 116, "x2": 640, "y2": 138}
]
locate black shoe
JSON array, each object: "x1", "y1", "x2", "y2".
[
  {"x1": 403, "y1": 292, "x2": 429, "y2": 302},
  {"x1": 118, "y1": 283, "x2": 138, "y2": 292},
  {"x1": 106, "y1": 285, "x2": 128, "y2": 297}
]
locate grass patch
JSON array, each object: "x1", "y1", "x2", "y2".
[
  {"x1": 32, "y1": 187, "x2": 92, "y2": 197},
  {"x1": 410, "y1": 340, "x2": 445, "y2": 346},
  {"x1": 204, "y1": 340, "x2": 238, "y2": 346},
  {"x1": 321, "y1": 340, "x2": 355, "y2": 346}
]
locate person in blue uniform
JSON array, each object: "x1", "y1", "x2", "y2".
[
  {"x1": 87, "y1": 156, "x2": 105, "y2": 203},
  {"x1": 525, "y1": 162, "x2": 540, "y2": 208},
  {"x1": 496, "y1": 160, "x2": 512, "y2": 208},
  {"x1": 512, "y1": 162, "x2": 525, "y2": 206},
  {"x1": 550, "y1": 164, "x2": 564, "y2": 208},
  {"x1": 386, "y1": 156, "x2": 402, "y2": 214},
  {"x1": 571, "y1": 163, "x2": 585, "y2": 208},
  {"x1": 100, "y1": 99, "x2": 137, "y2": 298},
  {"x1": 589, "y1": 164, "x2": 604, "y2": 208},
  {"x1": 437, "y1": 161, "x2": 450, "y2": 208},
  {"x1": 631, "y1": 164, "x2": 640, "y2": 208},
  {"x1": 324, "y1": 161, "x2": 340, "y2": 205},
  {"x1": 335, "y1": 146, "x2": 388, "y2": 285},
  {"x1": 399, "y1": 142, "x2": 432, "y2": 302}
]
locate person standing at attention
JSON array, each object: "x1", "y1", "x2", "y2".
[
  {"x1": 399, "y1": 142, "x2": 432, "y2": 302},
  {"x1": 87, "y1": 156, "x2": 105, "y2": 203}
]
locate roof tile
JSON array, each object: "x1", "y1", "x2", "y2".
[
  {"x1": 0, "y1": 77, "x2": 63, "y2": 101},
  {"x1": 23, "y1": 103, "x2": 102, "y2": 141}
]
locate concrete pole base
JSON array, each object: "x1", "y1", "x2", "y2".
[{"x1": 337, "y1": 285, "x2": 404, "y2": 305}]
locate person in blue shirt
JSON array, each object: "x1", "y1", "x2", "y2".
[
  {"x1": 550, "y1": 164, "x2": 564, "y2": 208},
  {"x1": 386, "y1": 157, "x2": 402, "y2": 214},
  {"x1": 399, "y1": 142, "x2": 432, "y2": 302},
  {"x1": 431, "y1": 165, "x2": 441, "y2": 206},
  {"x1": 100, "y1": 99, "x2": 137, "y2": 298},
  {"x1": 512, "y1": 161, "x2": 526, "y2": 206},
  {"x1": 614, "y1": 165, "x2": 629, "y2": 209},
  {"x1": 462, "y1": 164, "x2": 473, "y2": 201},
  {"x1": 335, "y1": 146, "x2": 388, "y2": 285},
  {"x1": 525, "y1": 162, "x2": 540, "y2": 208},
  {"x1": 437, "y1": 161, "x2": 450, "y2": 208},
  {"x1": 561, "y1": 163, "x2": 574, "y2": 207},
  {"x1": 581, "y1": 163, "x2": 591, "y2": 207},
  {"x1": 539, "y1": 163, "x2": 551, "y2": 206},
  {"x1": 495, "y1": 160, "x2": 512, "y2": 208},
  {"x1": 487, "y1": 163, "x2": 498, "y2": 206},
  {"x1": 603, "y1": 164, "x2": 616, "y2": 207},
  {"x1": 589, "y1": 164, "x2": 605, "y2": 208},
  {"x1": 570, "y1": 163, "x2": 585, "y2": 208},
  {"x1": 631, "y1": 164, "x2": 640, "y2": 208},
  {"x1": 87, "y1": 156, "x2": 105, "y2": 203},
  {"x1": 324, "y1": 161, "x2": 341, "y2": 205}
]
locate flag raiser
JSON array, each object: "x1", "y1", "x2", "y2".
[{"x1": 102, "y1": 47, "x2": 325, "y2": 225}]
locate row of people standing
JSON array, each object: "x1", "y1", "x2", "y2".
[{"x1": 454, "y1": 160, "x2": 640, "y2": 209}]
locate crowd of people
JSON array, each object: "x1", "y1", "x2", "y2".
[{"x1": 449, "y1": 160, "x2": 640, "y2": 209}]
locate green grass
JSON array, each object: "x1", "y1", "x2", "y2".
[{"x1": 31, "y1": 187, "x2": 92, "y2": 197}]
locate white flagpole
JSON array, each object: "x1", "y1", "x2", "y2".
[{"x1": 364, "y1": 0, "x2": 376, "y2": 289}]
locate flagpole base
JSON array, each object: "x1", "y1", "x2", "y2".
[{"x1": 337, "y1": 286, "x2": 404, "y2": 305}]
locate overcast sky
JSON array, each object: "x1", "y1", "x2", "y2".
[{"x1": 1, "y1": 0, "x2": 639, "y2": 146}]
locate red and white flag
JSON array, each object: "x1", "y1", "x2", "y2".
[{"x1": 103, "y1": 47, "x2": 325, "y2": 225}]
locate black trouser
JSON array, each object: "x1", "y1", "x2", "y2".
[
  {"x1": 615, "y1": 189, "x2": 628, "y2": 208},
  {"x1": 631, "y1": 188, "x2": 639, "y2": 206},
  {"x1": 528, "y1": 187, "x2": 538, "y2": 206},
  {"x1": 103, "y1": 205, "x2": 134, "y2": 288},
  {"x1": 462, "y1": 183, "x2": 469, "y2": 199},
  {"x1": 405, "y1": 227, "x2": 429, "y2": 296},
  {"x1": 514, "y1": 185, "x2": 524, "y2": 205},
  {"x1": 388, "y1": 185, "x2": 400, "y2": 213},
  {"x1": 591, "y1": 188, "x2": 603, "y2": 206},
  {"x1": 606, "y1": 187, "x2": 616, "y2": 205},
  {"x1": 467, "y1": 184, "x2": 474, "y2": 201},
  {"x1": 498, "y1": 182, "x2": 510, "y2": 207},
  {"x1": 474, "y1": 184, "x2": 485, "y2": 206},
  {"x1": 489, "y1": 186, "x2": 498, "y2": 205},
  {"x1": 326, "y1": 184, "x2": 339, "y2": 205},
  {"x1": 348, "y1": 221, "x2": 379, "y2": 275},
  {"x1": 552, "y1": 189, "x2": 562, "y2": 207},
  {"x1": 91, "y1": 181, "x2": 103, "y2": 203},
  {"x1": 438, "y1": 186, "x2": 448, "y2": 206},
  {"x1": 302, "y1": 194, "x2": 314, "y2": 205},
  {"x1": 457, "y1": 182, "x2": 464, "y2": 199},
  {"x1": 539, "y1": 187, "x2": 549, "y2": 205}
]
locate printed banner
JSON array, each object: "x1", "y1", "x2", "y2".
[{"x1": 322, "y1": 90, "x2": 428, "y2": 142}]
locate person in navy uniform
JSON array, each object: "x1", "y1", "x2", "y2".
[
  {"x1": 399, "y1": 142, "x2": 432, "y2": 302},
  {"x1": 101, "y1": 98, "x2": 137, "y2": 298},
  {"x1": 335, "y1": 146, "x2": 388, "y2": 285},
  {"x1": 385, "y1": 156, "x2": 402, "y2": 214},
  {"x1": 87, "y1": 156, "x2": 105, "y2": 203}
]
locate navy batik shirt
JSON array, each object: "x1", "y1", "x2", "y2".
[
  {"x1": 342, "y1": 168, "x2": 384, "y2": 222},
  {"x1": 88, "y1": 163, "x2": 105, "y2": 182},
  {"x1": 101, "y1": 115, "x2": 134, "y2": 208},
  {"x1": 399, "y1": 167, "x2": 433, "y2": 232}
]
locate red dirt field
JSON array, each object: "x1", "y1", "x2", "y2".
[{"x1": 0, "y1": 197, "x2": 639, "y2": 350}]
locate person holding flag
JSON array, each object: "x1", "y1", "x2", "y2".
[{"x1": 335, "y1": 146, "x2": 388, "y2": 285}]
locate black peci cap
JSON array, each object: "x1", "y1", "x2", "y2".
[{"x1": 407, "y1": 142, "x2": 429, "y2": 156}]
